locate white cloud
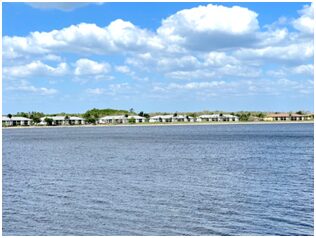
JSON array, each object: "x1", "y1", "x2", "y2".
[
  {"x1": 3, "y1": 61, "x2": 68, "y2": 78},
  {"x1": 74, "y1": 58, "x2": 111, "y2": 76},
  {"x1": 86, "y1": 88, "x2": 105, "y2": 95},
  {"x1": 168, "y1": 81, "x2": 226, "y2": 90},
  {"x1": 157, "y1": 4, "x2": 259, "y2": 50},
  {"x1": 115, "y1": 65, "x2": 131, "y2": 74},
  {"x1": 3, "y1": 19, "x2": 162, "y2": 60},
  {"x1": 234, "y1": 42, "x2": 314, "y2": 62},
  {"x1": 293, "y1": 3, "x2": 314, "y2": 34},
  {"x1": 6, "y1": 80, "x2": 58, "y2": 95},
  {"x1": 291, "y1": 64, "x2": 314, "y2": 75}
]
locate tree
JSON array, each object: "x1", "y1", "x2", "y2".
[
  {"x1": 129, "y1": 108, "x2": 134, "y2": 114},
  {"x1": 32, "y1": 117, "x2": 41, "y2": 124},
  {"x1": 7, "y1": 114, "x2": 12, "y2": 119},
  {"x1": 138, "y1": 111, "x2": 144, "y2": 117},
  {"x1": 173, "y1": 112, "x2": 178, "y2": 117},
  {"x1": 188, "y1": 113, "x2": 197, "y2": 118},
  {"x1": 296, "y1": 111, "x2": 303, "y2": 115},
  {"x1": 16, "y1": 112, "x2": 29, "y2": 117},
  {"x1": 128, "y1": 118, "x2": 136, "y2": 124},
  {"x1": 44, "y1": 117, "x2": 54, "y2": 126},
  {"x1": 125, "y1": 114, "x2": 129, "y2": 118}
]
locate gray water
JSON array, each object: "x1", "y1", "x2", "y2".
[{"x1": 2, "y1": 123, "x2": 314, "y2": 235}]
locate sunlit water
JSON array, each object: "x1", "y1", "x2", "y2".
[{"x1": 3, "y1": 123, "x2": 314, "y2": 235}]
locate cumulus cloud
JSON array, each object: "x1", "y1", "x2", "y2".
[
  {"x1": 3, "y1": 19, "x2": 162, "y2": 60},
  {"x1": 234, "y1": 42, "x2": 314, "y2": 62},
  {"x1": 6, "y1": 80, "x2": 58, "y2": 95},
  {"x1": 3, "y1": 61, "x2": 68, "y2": 78},
  {"x1": 293, "y1": 3, "x2": 314, "y2": 34},
  {"x1": 157, "y1": 4, "x2": 259, "y2": 50},
  {"x1": 291, "y1": 64, "x2": 314, "y2": 75},
  {"x1": 74, "y1": 58, "x2": 111, "y2": 76}
]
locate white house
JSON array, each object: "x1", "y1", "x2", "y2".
[
  {"x1": 197, "y1": 114, "x2": 239, "y2": 122},
  {"x1": 149, "y1": 114, "x2": 195, "y2": 123},
  {"x1": 40, "y1": 116, "x2": 85, "y2": 125},
  {"x1": 99, "y1": 115, "x2": 129, "y2": 124},
  {"x1": 2, "y1": 116, "x2": 32, "y2": 126},
  {"x1": 222, "y1": 114, "x2": 239, "y2": 122},
  {"x1": 149, "y1": 115, "x2": 173, "y2": 123}
]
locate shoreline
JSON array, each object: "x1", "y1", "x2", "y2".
[{"x1": 2, "y1": 120, "x2": 314, "y2": 129}]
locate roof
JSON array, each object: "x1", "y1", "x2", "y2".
[
  {"x1": 128, "y1": 115, "x2": 145, "y2": 119},
  {"x1": 199, "y1": 114, "x2": 238, "y2": 118},
  {"x1": 69, "y1": 116, "x2": 85, "y2": 120},
  {"x1": 150, "y1": 115, "x2": 173, "y2": 119},
  {"x1": 2, "y1": 116, "x2": 31, "y2": 121},
  {"x1": 41, "y1": 116, "x2": 84, "y2": 120},
  {"x1": 100, "y1": 115, "x2": 127, "y2": 120},
  {"x1": 267, "y1": 113, "x2": 305, "y2": 117}
]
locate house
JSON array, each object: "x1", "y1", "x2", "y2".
[
  {"x1": 99, "y1": 115, "x2": 129, "y2": 124},
  {"x1": 149, "y1": 115, "x2": 173, "y2": 123},
  {"x1": 264, "y1": 113, "x2": 311, "y2": 121},
  {"x1": 222, "y1": 114, "x2": 239, "y2": 122},
  {"x1": 40, "y1": 116, "x2": 85, "y2": 125},
  {"x1": 197, "y1": 114, "x2": 239, "y2": 122},
  {"x1": 2, "y1": 116, "x2": 32, "y2": 126},
  {"x1": 68, "y1": 116, "x2": 86, "y2": 125}
]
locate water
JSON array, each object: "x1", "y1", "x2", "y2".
[{"x1": 2, "y1": 123, "x2": 314, "y2": 235}]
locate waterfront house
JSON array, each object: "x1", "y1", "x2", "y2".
[
  {"x1": 40, "y1": 116, "x2": 85, "y2": 125},
  {"x1": 149, "y1": 115, "x2": 173, "y2": 123},
  {"x1": 149, "y1": 114, "x2": 195, "y2": 123},
  {"x1": 264, "y1": 113, "x2": 310, "y2": 121},
  {"x1": 2, "y1": 116, "x2": 32, "y2": 126},
  {"x1": 99, "y1": 115, "x2": 129, "y2": 124},
  {"x1": 197, "y1": 114, "x2": 239, "y2": 122}
]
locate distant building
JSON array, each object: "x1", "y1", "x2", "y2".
[
  {"x1": 197, "y1": 114, "x2": 239, "y2": 122},
  {"x1": 99, "y1": 115, "x2": 129, "y2": 124},
  {"x1": 149, "y1": 114, "x2": 194, "y2": 123},
  {"x1": 264, "y1": 113, "x2": 312, "y2": 121},
  {"x1": 40, "y1": 116, "x2": 85, "y2": 125},
  {"x1": 2, "y1": 116, "x2": 31, "y2": 126},
  {"x1": 149, "y1": 115, "x2": 173, "y2": 123}
]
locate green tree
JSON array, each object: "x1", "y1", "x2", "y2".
[
  {"x1": 32, "y1": 117, "x2": 41, "y2": 124},
  {"x1": 128, "y1": 117, "x2": 136, "y2": 124},
  {"x1": 7, "y1": 114, "x2": 12, "y2": 119},
  {"x1": 296, "y1": 111, "x2": 303, "y2": 115},
  {"x1": 138, "y1": 111, "x2": 144, "y2": 117},
  {"x1": 44, "y1": 117, "x2": 54, "y2": 126}
]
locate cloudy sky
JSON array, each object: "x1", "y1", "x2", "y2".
[{"x1": 3, "y1": 2, "x2": 314, "y2": 114}]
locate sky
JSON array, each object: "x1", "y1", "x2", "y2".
[{"x1": 2, "y1": 2, "x2": 314, "y2": 114}]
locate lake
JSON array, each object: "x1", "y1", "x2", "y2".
[{"x1": 2, "y1": 123, "x2": 314, "y2": 235}]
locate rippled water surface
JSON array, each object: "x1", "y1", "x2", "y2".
[{"x1": 3, "y1": 123, "x2": 314, "y2": 235}]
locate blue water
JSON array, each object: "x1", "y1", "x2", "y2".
[{"x1": 2, "y1": 123, "x2": 314, "y2": 235}]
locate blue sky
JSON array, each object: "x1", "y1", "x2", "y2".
[{"x1": 3, "y1": 2, "x2": 314, "y2": 114}]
